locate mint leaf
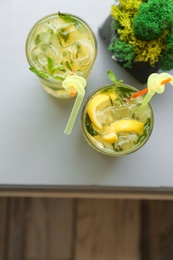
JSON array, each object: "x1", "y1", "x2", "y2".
[
  {"x1": 29, "y1": 67, "x2": 49, "y2": 79},
  {"x1": 107, "y1": 70, "x2": 117, "y2": 84},
  {"x1": 35, "y1": 34, "x2": 40, "y2": 44},
  {"x1": 58, "y1": 12, "x2": 78, "y2": 27},
  {"x1": 58, "y1": 28, "x2": 70, "y2": 43},
  {"x1": 85, "y1": 113, "x2": 98, "y2": 136},
  {"x1": 115, "y1": 86, "x2": 136, "y2": 93},
  {"x1": 75, "y1": 43, "x2": 80, "y2": 59},
  {"x1": 135, "y1": 118, "x2": 151, "y2": 145},
  {"x1": 117, "y1": 93, "x2": 124, "y2": 105},
  {"x1": 53, "y1": 65, "x2": 66, "y2": 73},
  {"x1": 66, "y1": 61, "x2": 72, "y2": 71},
  {"x1": 54, "y1": 75, "x2": 64, "y2": 81},
  {"x1": 47, "y1": 57, "x2": 54, "y2": 75}
]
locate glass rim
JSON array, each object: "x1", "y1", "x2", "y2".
[
  {"x1": 81, "y1": 83, "x2": 154, "y2": 156},
  {"x1": 25, "y1": 12, "x2": 98, "y2": 83}
]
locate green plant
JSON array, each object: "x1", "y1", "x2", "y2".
[
  {"x1": 109, "y1": 0, "x2": 173, "y2": 70},
  {"x1": 108, "y1": 39, "x2": 135, "y2": 67}
]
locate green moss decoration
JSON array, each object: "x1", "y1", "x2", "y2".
[
  {"x1": 166, "y1": 28, "x2": 173, "y2": 50},
  {"x1": 108, "y1": 38, "x2": 135, "y2": 68},
  {"x1": 109, "y1": 0, "x2": 173, "y2": 71},
  {"x1": 133, "y1": 0, "x2": 173, "y2": 41},
  {"x1": 159, "y1": 50, "x2": 173, "y2": 71}
]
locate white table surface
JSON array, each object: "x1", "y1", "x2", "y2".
[{"x1": 1, "y1": 0, "x2": 173, "y2": 191}]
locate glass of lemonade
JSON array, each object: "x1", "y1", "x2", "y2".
[
  {"x1": 81, "y1": 83, "x2": 154, "y2": 156},
  {"x1": 25, "y1": 12, "x2": 97, "y2": 98}
]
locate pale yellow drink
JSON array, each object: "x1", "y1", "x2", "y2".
[
  {"x1": 81, "y1": 83, "x2": 154, "y2": 156},
  {"x1": 25, "y1": 12, "x2": 97, "y2": 98}
]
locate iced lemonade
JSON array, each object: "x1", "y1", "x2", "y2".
[
  {"x1": 25, "y1": 13, "x2": 97, "y2": 98},
  {"x1": 82, "y1": 83, "x2": 154, "y2": 156}
]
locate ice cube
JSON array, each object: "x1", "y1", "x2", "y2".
[
  {"x1": 70, "y1": 40, "x2": 94, "y2": 67},
  {"x1": 31, "y1": 43, "x2": 61, "y2": 72},
  {"x1": 57, "y1": 24, "x2": 82, "y2": 48}
]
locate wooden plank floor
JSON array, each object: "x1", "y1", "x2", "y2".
[{"x1": 0, "y1": 197, "x2": 173, "y2": 260}]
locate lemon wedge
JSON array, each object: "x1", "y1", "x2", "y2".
[
  {"x1": 107, "y1": 119, "x2": 144, "y2": 135},
  {"x1": 101, "y1": 132, "x2": 118, "y2": 143},
  {"x1": 87, "y1": 92, "x2": 117, "y2": 130}
]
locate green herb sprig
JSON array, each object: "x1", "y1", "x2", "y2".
[
  {"x1": 29, "y1": 67, "x2": 49, "y2": 79},
  {"x1": 107, "y1": 70, "x2": 124, "y2": 104},
  {"x1": 58, "y1": 12, "x2": 78, "y2": 28},
  {"x1": 85, "y1": 113, "x2": 98, "y2": 136},
  {"x1": 106, "y1": 70, "x2": 137, "y2": 104},
  {"x1": 107, "y1": 70, "x2": 123, "y2": 86}
]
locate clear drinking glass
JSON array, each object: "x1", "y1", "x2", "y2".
[
  {"x1": 81, "y1": 83, "x2": 154, "y2": 156},
  {"x1": 25, "y1": 12, "x2": 97, "y2": 99}
]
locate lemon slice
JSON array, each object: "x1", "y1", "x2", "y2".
[
  {"x1": 107, "y1": 119, "x2": 144, "y2": 135},
  {"x1": 87, "y1": 92, "x2": 117, "y2": 130},
  {"x1": 101, "y1": 132, "x2": 118, "y2": 143}
]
